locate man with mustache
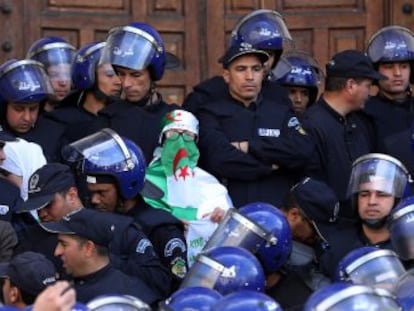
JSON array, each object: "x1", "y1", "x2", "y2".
[{"x1": 197, "y1": 42, "x2": 314, "y2": 208}]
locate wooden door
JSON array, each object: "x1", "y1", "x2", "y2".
[
  {"x1": 205, "y1": 0, "x2": 387, "y2": 79},
  {"x1": 18, "y1": 0, "x2": 201, "y2": 105},
  {"x1": 0, "y1": 1, "x2": 24, "y2": 61},
  {"x1": 389, "y1": 0, "x2": 414, "y2": 30}
]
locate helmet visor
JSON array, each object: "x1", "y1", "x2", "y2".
[
  {"x1": 346, "y1": 251, "x2": 405, "y2": 291},
  {"x1": 347, "y1": 154, "x2": 408, "y2": 197},
  {"x1": 368, "y1": 26, "x2": 414, "y2": 63},
  {"x1": 62, "y1": 129, "x2": 133, "y2": 174},
  {"x1": 180, "y1": 255, "x2": 223, "y2": 289},
  {"x1": 100, "y1": 26, "x2": 161, "y2": 71},
  {"x1": 203, "y1": 209, "x2": 267, "y2": 253},
  {"x1": 389, "y1": 207, "x2": 414, "y2": 260},
  {"x1": 0, "y1": 60, "x2": 54, "y2": 103},
  {"x1": 316, "y1": 286, "x2": 401, "y2": 311},
  {"x1": 28, "y1": 42, "x2": 75, "y2": 66},
  {"x1": 233, "y1": 10, "x2": 293, "y2": 50}
]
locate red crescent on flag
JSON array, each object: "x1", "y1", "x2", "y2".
[{"x1": 172, "y1": 148, "x2": 188, "y2": 173}]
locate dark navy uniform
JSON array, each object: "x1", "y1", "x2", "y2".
[
  {"x1": 364, "y1": 94, "x2": 414, "y2": 153},
  {"x1": 74, "y1": 263, "x2": 161, "y2": 307},
  {"x1": 266, "y1": 269, "x2": 314, "y2": 311},
  {"x1": 197, "y1": 94, "x2": 314, "y2": 208},
  {"x1": 183, "y1": 75, "x2": 291, "y2": 116},
  {"x1": 88, "y1": 97, "x2": 177, "y2": 163},
  {"x1": 124, "y1": 197, "x2": 187, "y2": 291},
  {"x1": 15, "y1": 209, "x2": 171, "y2": 297},
  {"x1": 0, "y1": 178, "x2": 22, "y2": 222},
  {"x1": 45, "y1": 91, "x2": 98, "y2": 143},
  {"x1": 2, "y1": 116, "x2": 67, "y2": 163},
  {"x1": 319, "y1": 223, "x2": 393, "y2": 279},
  {"x1": 303, "y1": 99, "x2": 376, "y2": 219}
]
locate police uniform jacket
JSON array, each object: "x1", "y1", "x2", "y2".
[
  {"x1": 364, "y1": 94, "x2": 414, "y2": 152},
  {"x1": 0, "y1": 178, "x2": 22, "y2": 222},
  {"x1": 74, "y1": 263, "x2": 161, "y2": 307},
  {"x1": 125, "y1": 198, "x2": 187, "y2": 291},
  {"x1": 319, "y1": 223, "x2": 393, "y2": 279},
  {"x1": 303, "y1": 98, "x2": 375, "y2": 218},
  {"x1": 197, "y1": 94, "x2": 314, "y2": 208},
  {"x1": 45, "y1": 91, "x2": 98, "y2": 143},
  {"x1": 16, "y1": 209, "x2": 171, "y2": 297},
  {"x1": 88, "y1": 98, "x2": 177, "y2": 163},
  {"x1": 183, "y1": 75, "x2": 291, "y2": 116},
  {"x1": 9, "y1": 116, "x2": 67, "y2": 163}
]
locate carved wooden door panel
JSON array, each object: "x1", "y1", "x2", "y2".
[
  {"x1": 18, "y1": 0, "x2": 200, "y2": 105},
  {"x1": 205, "y1": 0, "x2": 387, "y2": 79}
]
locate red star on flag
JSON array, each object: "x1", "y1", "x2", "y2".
[{"x1": 177, "y1": 165, "x2": 190, "y2": 180}]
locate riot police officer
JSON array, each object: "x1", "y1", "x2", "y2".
[
  {"x1": 63, "y1": 128, "x2": 187, "y2": 291},
  {"x1": 0, "y1": 59, "x2": 66, "y2": 162},
  {"x1": 26, "y1": 36, "x2": 76, "y2": 111},
  {"x1": 89, "y1": 22, "x2": 177, "y2": 162},
  {"x1": 183, "y1": 9, "x2": 293, "y2": 117},
  {"x1": 273, "y1": 50, "x2": 324, "y2": 115},
  {"x1": 46, "y1": 41, "x2": 122, "y2": 143}
]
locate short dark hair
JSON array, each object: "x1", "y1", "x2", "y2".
[
  {"x1": 325, "y1": 76, "x2": 366, "y2": 91},
  {"x1": 74, "y1": 235, "x2": 108, "y2": 257},
  {"x1": 9, "y1": 279, "x2": 36, "y2": 305}
]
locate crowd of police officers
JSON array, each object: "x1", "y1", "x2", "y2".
[{"x1": 0, "y1": 7, "x2": 413, "y2": 311}]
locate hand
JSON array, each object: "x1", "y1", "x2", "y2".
[
  {"x1": 209, "y1": 207, "x2": 227, "y2": 223},
  {"x1": 230, "y1": 141, "x2": 248, "y2": 153},
  {"x1": 32, "y1": 281, "x2": 76, "y2": 311}
]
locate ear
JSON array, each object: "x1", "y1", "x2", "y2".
[
  {"x1": 222, "y1": 69, "x2": 230, "y2": 84},
  {"x1": 8, "y1": 284, "x2": 20, "y2": 304},
  {"x1": 66, "y1": 186, "x2": 79, "y2": 204},
  {"x1": 286, "y1": 207, "x2": 302, "y2": 223},
  {"x1": 83, "y1": 240, "x2": 97, "y2": 257}
]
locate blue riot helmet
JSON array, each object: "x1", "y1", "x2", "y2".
[
  {"x1": 27, "y1": 36, "x2": 76, "y2": 67},
  {"x1": 211, "y1": 290, "x2": 282, "y2": 311},
  {"x1": 348, "y1": 153, "x2": 410, "y2": 226},
  {"x1": 367, "y1": 25, "x2": 414, "y2": 83},
  {"x1": 100, "y1": 22, "x2": 165, "y2": 81},
  {"x1": 335, "y1": 246, "x2": 406, "y2": 292},
  {"x1": 61, "y1": 128, "x2": 146, "y2": 200},
  {"x1": 230, "y1": 9, "x2": 293, "y2": 68},
  {"x1": 0, "y1": 59, "x2": 54, "y2": 103},
  {"x1": 304, "y1": 282, "x2": 401, "y2": 311},
  {"x1": 72, "y1": 41, "x2": 106, "y2": 90},
  {"x1": 180, "y1": 246, "x2": 266, "y2": 295},
  {"x1": 27, "y1": 36, "x2": 76, "y2": 101},
  {"x1": 204, "y1": 202, "x2": 291, "y2": 274},
  {"x1": 273, "y1": 50, "x2": 324, "y2": 105},
  {"x1": 394, "y1": 269, "x2": 414, "y2": 311},
  {"x1": 159, "y1": 287, "x2": 222, "y2": 311},
  {"x1": 388, "y1": 196, "x2": 414, "y2": 260},
  {"x1": 87, "y1": 295, "x2": 150, "y2": 311}
]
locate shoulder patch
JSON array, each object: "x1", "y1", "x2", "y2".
[
  {"x1": 164, "y1": 238, "x2": 187, "y2": 257},
  {"x1": 0, "y1": 205, "x2": 9, "y2": 215},
  {"x1": 135, "y1": 238, "x2": 153, "y2": 254}
]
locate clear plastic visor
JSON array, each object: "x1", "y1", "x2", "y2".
[
  {"x1": 347, "y1": 252, "x2": 405, "y2": 292},
  {"x1": 203, "y1": 209, "x2": 271, "y2": 253},
  {"x1": 389, "y1": 208, "x2": 414, "y2": 260},
  {"x1": 315, "y1": 286, "x2": 401, "y2": 311},
  {"x1": 99, "y1": 27, "x2": 160, "y2": 71},
  {"x1": 179, "y1": 255, "x2": 223, "y2": 290},
  {"x1": 347, "y1": 155, "x2": 408, "y2": 197},
  {"x1": 235, "y1": 11, "x2": 293, "y2": 44},
  {"x1": 29, "y1": 44, "x2": 75, "y2": 66},
  {"x1": 62, "y1": 129, "x2": 132, "y2": 172},
  {"x1": 0, "y1": 60, "x2": 54, "y2": 102},
  {"x1": 368, "y1": 26, "x2": 414, "y2": 63}
]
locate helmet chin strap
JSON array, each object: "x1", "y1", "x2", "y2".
[{"x1": 361, "y1": 217, "x2": 388, "y2": 229}]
